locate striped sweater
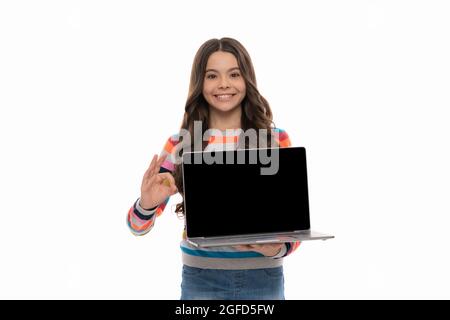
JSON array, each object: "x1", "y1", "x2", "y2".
[{"x1": 127, "y1": 128, "x2": 301, "y2": 269}]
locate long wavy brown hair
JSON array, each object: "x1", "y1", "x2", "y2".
[{"x1": 173, "y1": 37, "x2": 279, "y2": 217}]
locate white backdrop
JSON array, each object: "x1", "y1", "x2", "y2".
[{"x1": 1, "y1": 0, "x2": 449, "y2": 299}]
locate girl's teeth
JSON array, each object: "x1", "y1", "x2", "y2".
[{"x1": 216, "y1": 95, "x2": 233, "y2": 100}]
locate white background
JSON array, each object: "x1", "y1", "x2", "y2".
[{"x1": 1, "y1": 0, "x2": 449, "y2": 299}]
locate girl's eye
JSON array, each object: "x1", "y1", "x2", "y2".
[{"x1": 206, "y1": 73, "x2": 240, "y2": 79}]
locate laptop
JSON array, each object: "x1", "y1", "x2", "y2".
[{"x1": 182, "y1": 146, "x2": 334, "y2": 247}]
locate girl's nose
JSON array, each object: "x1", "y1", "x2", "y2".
[{"x1": 218, "y1": 78, "x2": 230, "y2": 89}]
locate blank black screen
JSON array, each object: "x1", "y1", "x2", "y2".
[{"x1": 183, "y1": 147, "x2": 310, "y2": 238}]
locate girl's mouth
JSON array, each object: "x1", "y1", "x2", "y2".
[{"x1": 214, "y1": 94, "x2": 236, "y2": 101}]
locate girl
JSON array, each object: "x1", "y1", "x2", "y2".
[{"x1": 127, "y1": 37, "x2": 301, "y2": 300}]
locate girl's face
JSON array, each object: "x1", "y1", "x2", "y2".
[{"x1": 203, "y1": 51, "x2": 246, "y2": 114}]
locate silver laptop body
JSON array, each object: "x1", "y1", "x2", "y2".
[{"x1": 182, "y1": 146, "x2": 334, "y2": 248}]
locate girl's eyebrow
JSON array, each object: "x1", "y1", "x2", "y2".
[{"x1": 205, "y1": 67, "x2": 240, "y2": 73}]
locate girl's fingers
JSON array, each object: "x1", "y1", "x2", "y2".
[
  {"x1": 149, "y1": 154, "x2": 165, "y2": 178},
  {"x1": 234, "y1": 243, "x2": 283, "y2": 256},
  {"x1": 238, "y1": 243, "x2": 282, "y2": 250},
  {"x1": 142, "y1": 160, "x2": 156, "y2": 189},
  {"x1": 157, "y1": 172, "x2": 177, "y2": 190},
  {"x1": 150, "y1": 154, "x2": 166, "y2": 178},
  {"x1": 155, "y1": 154, "x2": 168, "y2": 172},
  {"x1": 234, "y1": 245, "x2": 252, "y2": 251},
  {"x1": 144, "y1": 155, "x2": 158, "y2": 179},
  {"x1": 143, "y1": 154, "x2": 171, "y2": 190}
]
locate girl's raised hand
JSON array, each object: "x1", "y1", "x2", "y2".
[{"x1": 140, "y1": 154, "x2": 178, "y2": 210}]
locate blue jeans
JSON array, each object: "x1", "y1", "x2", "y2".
[{"x1": 180, "y1": 265, "x2": 285, "y2": 300}]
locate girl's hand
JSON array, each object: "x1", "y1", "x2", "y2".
[
  {"x1": 233, "y1": 243, "x2": 284, "y2": 257},
  {"x1": 140, "y1": 154, "x2": 178, "y2": 209}
]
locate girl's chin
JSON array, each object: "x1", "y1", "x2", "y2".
[{"x1": 209, "y1": 104, "x2": 241, "y2": 113}]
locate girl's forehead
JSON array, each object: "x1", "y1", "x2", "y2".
[{"x1": 206, "y1": 51, "x2": 239, "y2": 69}]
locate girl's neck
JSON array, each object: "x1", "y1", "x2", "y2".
[{"x1": 208, "y1": 105, "x2": 242, "y2": 131}]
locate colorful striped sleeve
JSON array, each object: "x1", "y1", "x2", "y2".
[
  {"x1": 273, "y1": 128, "x2": 301, "y2": 258},
  {"x1": 273, "y1": 127, "x2": 291, "y2": 148},
  {"x1": 127, "y1": 134, "x2": 180, "y2": 236}
]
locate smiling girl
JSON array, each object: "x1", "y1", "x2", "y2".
[{"x1": 127, "y1": 37, "x2": 301, "y2": 300}]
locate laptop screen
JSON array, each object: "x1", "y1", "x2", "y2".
[{"x1": 182, "y1": 147, "x2": 310, "y2": 238}]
